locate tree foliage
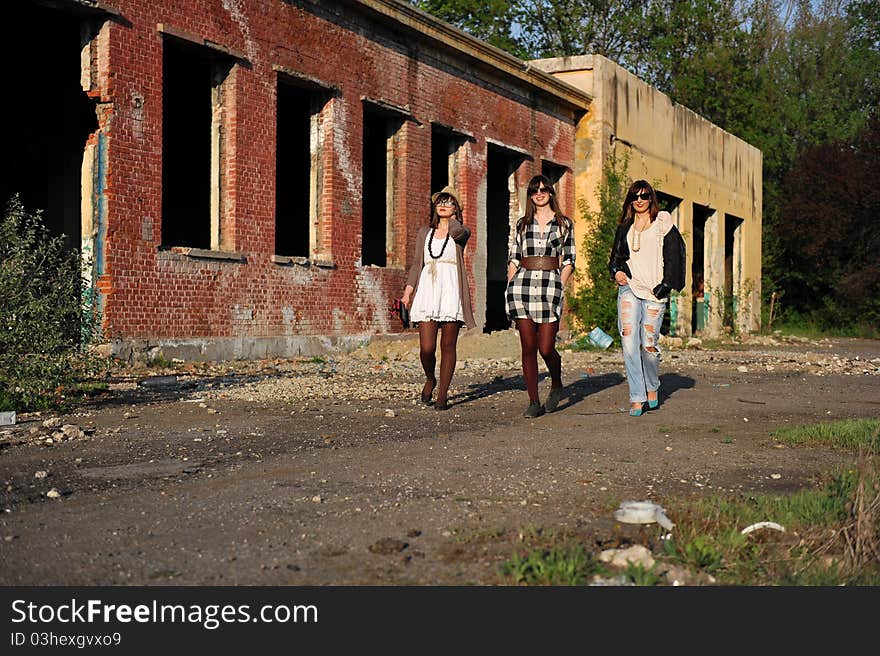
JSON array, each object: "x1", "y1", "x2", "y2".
[
  {"x1": 410, "y1": 0, "x2": 880, "y2": 330},
  {"x1": 566, "y1": 155, "x2": 629, "y2": 338},
  {"x1": 776, "y1": 118, "x2": 880, "y2": 327},
  {"x1": 0, "y1": 197, "x2": 103, "y2": 410}
]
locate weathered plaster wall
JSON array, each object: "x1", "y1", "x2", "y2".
[{"x1": 533, "y1": 54, "x2": 763, "y2": 335}]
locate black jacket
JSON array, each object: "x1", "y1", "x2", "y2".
[{"x1": 608, "y1": 218, "x2": 686, "y2": 299}]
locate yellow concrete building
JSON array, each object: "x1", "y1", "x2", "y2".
[{"x1": 532, "y1": 55, "x2": 763, "y2": 337}]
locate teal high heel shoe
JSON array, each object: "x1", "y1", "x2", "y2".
[
  {"x1": 647, "y1": 392, "x2": 659, "y2": 410},
  {"x1": 629, "y1": 403, "x2": 644, "y2": 417}
]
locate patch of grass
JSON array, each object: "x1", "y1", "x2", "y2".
[
  {"x1": 660, "y1": 461, "x2": 879, "y2": 585},
  {"x1": 499, "y1": 431, "x2": 880, "y2": 585},
  {"x1": 562, "y1": 334, "x2": 610, "y2": 352},
  {"x1": 453, "y1": 526, "x2": 507, "y2": 545},
  {"x1": 710, "y1": 427, "x2": 721, "y2": 433},
  {"x1": 767, "y1": 321, "x2": 880, "y2": 340},
  {"x1": 622, "y1": 562, "x2": 663, "y2": 586},
  {"x1": 145, "y1": 356, "x2": 175, "y2": 369},
  {"x1": 773, "y1": 419, "x2": 880, "y2": 449},
  {"x1": 301, "y1": 356, "x2": 326, "y2": 364},
  {"x1": 720, "y1": 437, "x2": 735, "y2": 444},
  {"x1": 500, "y1": 545, "x2": 604, "y2": 586}
]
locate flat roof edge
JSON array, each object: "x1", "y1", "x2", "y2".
[{"x1": 340, "y1": 0, "x2": 592, "y2": 111}]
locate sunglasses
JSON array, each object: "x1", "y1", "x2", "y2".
[
  {"x1": 531, "y1": 187, "x2": 552, "y2": 196},
  {"x1": 435, "y1": 199, "x2": 455, "y2": 206},
  {"x1": 631, "y1": 192, "x2": 651, "y2": 201}
]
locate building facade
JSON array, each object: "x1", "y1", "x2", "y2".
[
  {"x1": 534, "y1": 55, "x2": 763, "y2": 337},
  {"x1": 8, "y1": 2, "x2": 761, "y2": 361},
  {"x1": 10, "y1": 0, "x2": 587, "y2": 361}
]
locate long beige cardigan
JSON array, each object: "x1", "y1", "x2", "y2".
[{"x1": 405, "y1": 218, "x2": 476, "y2": 329}]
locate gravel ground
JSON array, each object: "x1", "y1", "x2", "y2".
[{"x1": 0, "y1": 330, "x2": 878, "y2": 585}]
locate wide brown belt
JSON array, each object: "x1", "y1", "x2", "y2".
[{"x1": 520, "y1": 256, "x2": 560, "y2": 271}]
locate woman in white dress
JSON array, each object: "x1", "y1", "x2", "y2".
[{"x1": 401, "y1": 186, "x2": 475, "y2": 411}]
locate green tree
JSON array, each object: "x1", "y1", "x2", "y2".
[
  {"x1": 0, "y1": 197, "x2": 103, "y2": 410},
  {"x1": 566, "y1": 154, "x2": 629, "y2": 338},
  {"x1": 516, "y1": 0, "x2": 646, "y2": 61},
  {"x1": 411, "y1": 0, "x2": 528, "y2": 57}
]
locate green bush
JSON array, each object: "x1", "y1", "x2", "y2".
[
  {"x1": 566, "y1": 154, "x2": 629, "y2": 342},
  {"x1": 0, "y1": 197, "x2": 104, "y2": 410}
]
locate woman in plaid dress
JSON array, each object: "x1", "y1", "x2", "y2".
[{"x1": 505, "y1": 175, "x2": 576, "y2": 418}]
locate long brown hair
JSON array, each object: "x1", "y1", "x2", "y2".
[
  {"x1": 619, "y1": 180, "x2": 660, "y2": 224},
  {"x1": 517, "y1": 175, "x2": 572, "y2": 240},
  {"x1": 430, "y1": 192, "x2": 463, "y2": 229}
]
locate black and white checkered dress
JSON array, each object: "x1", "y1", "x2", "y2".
[{"x1": 505, "y1": 216, "x2": 576, "y2": 323}]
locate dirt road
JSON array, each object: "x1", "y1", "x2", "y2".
[{"x1": 1, "y1": 332, "x2": 878, "y2": 585}]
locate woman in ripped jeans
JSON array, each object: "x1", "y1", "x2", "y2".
[{"x1": 608, "y1": 180, "x2": 685, "y2": 416}]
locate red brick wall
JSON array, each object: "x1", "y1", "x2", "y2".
[{"x1": 91, "y1": 0, "x2": 578, "y2": 343}]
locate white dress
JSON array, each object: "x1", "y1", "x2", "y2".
[{"x1": 409, "y1": 232, "x2": 464, "y2": 324}]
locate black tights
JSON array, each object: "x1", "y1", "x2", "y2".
[
  {"x1": 516, "y1": 318, "x2": 562, "y2": 404},
  {"x1": 418, "y1": 321, "x2": 461, "y2": 404}
]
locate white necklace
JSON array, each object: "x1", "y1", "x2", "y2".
[{"x1": 632, "y1": 215, "x2": 650, "y2": 252}]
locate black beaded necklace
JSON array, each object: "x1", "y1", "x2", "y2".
[{"x1": 427, "y1": 227, "x2": 451, "y2": 259}]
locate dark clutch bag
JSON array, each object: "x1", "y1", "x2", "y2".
[{"x1": 391, "y1": 298, "x2": 410, "y2": 329}]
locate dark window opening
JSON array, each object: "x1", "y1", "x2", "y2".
[
  {"x1": 692, "y1": 204, "x2": 711, "y2": 334},
  {"x1": 485, "y1": 145, "x2": 523, "y2": 333},
  {"x1": 724, "y1": 214, "x2": 743, "y2": 329},
  {"x1": 431, "y1": 128, "x2": 465, "y2": 195},
  {"x1": 655, "y1": 192, "x2": 682, "y2": 335},
  {"x1": 3, "y1": 2, "x2": 97, "y2": 251},
  {"x1": 362, "y1": 109, "x2": 390, "y2": 267},
  {"x1": 656, "y1": 191, "x2": 682, "y2": 214},
  {"x1": 541, "y1": 161, "x2": 566, "y2": 188},
  {"x1": 161, "y1": 38, "x2": 230, "y2": 249},
  {"x1": 275, "y1": 84, "x2": 313, "y2": 257}
]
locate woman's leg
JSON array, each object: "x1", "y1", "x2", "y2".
[
  {"x1": 640, "y1": 300, "x2": 666, "y2": 402},
  {"x1": 618, "y1": 286, "x2": 647, "y2": 405},
  {"x1": 435, "y1": 322, "x2": 461, "y2": 408},
  {"x1": 537, "y1": 320, "x2": 563, "y2": 412},
  {"x1": 515, "y1": 318, "x2": 540, "y2": 404},
  {"x1": 418, "y1": 321, "x2": 439, "y2": 401},
  {"x1": 536, "y1": 320, "x2": 562, "y2": 388}
]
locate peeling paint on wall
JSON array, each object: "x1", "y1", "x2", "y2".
[{"x1": 331, "y1": 98, "x2": 361, "y2": 202}]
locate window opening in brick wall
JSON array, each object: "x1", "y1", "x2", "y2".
[
  {"x1": 361, "y1": 107, "x2": 402, "y2": 267},
  {"x1": 431, "y1": 127, "x2": 465, "y2": 194},
  {"x1": 485, "y1": 144, "x2": 526, "y2": 332},
  {"x1": 161, "y1": 37, "x2": 232, "y2": 249},
  {"x1": 276, "y1": 83, "x2": 329, "y2": 257},
  {"x1": 541, "y1": 160, "x2": 567, "y2": 189},
  {"x1": 3, "y1": 2, "x2": 97, "y2": 251}
]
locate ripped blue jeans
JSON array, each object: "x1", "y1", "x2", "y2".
[{"x1": 617, "y1": 285, "x2": 666, "y2": 403}]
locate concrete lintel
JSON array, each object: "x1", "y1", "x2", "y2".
[
  {"x1": 430, "y1": 121, "x2": 476, "y2": 141},
  {"x1": 361, "y1": 95, "x2": 420, "y2": 124},
  {"x1": 157, "y1": 23, "x2": 250, "y2": 65},
  {"x1": 273, "y1": 65, "x2": 339, "y2": 92},
  {"x1": 485, "y1": 137, "x2": 532, "y2": 159},
  {"x1": 30, "y1": 0, "x2": 128, "y2": 23}
]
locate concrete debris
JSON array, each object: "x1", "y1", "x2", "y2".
[{"x1": 599, "y1": 545, "x2": 655, "y2": 569}]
